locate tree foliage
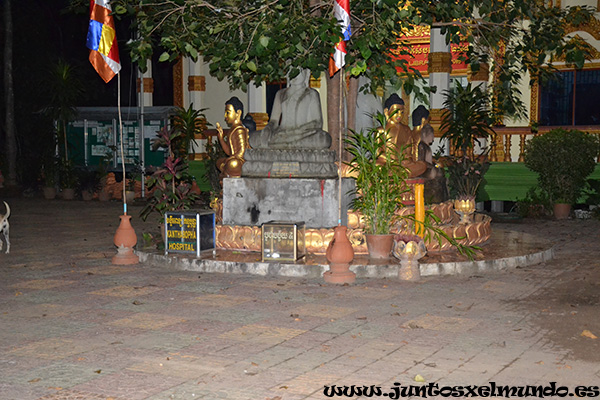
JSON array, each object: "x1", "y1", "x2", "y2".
[{"x1": 94, "y1": 0, "x2": 596, "y2": 121}]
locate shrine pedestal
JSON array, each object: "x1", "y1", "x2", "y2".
[{"x1": 222, "y1": 178, "x2": 355, "y2": 228}]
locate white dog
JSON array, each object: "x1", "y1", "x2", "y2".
[{"x1": 0, "y1": 201, "x2": 10, "y2": 254}]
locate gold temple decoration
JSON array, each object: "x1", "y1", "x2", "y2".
[
  {"x1": 136, "y1": 78, "x2": 154, "y2": 93},
  {"x1": 188, "y1": 75, "x2": 206, "y2": 91},
  {"x1": 468, "y1": 63, "x2": 490, "y2": 82},
  {"x1": 309, "y1": 76, "x2": 321, "y2": 88},
  {"x1": 213, "y1": 201, "x2": 491, "y2": 255},
  {"x1": 428, "y1": 52, "x2": 452, "y2": 74},
  {"x1": 565, "y1": 16, "x2": 600, "y2": 40},
  {"x1": 248, "y1": 112, "x2": 269, "y2": 131},
  {"x1": 173, "y1": 58, "x2": 184, "y2": 108}
]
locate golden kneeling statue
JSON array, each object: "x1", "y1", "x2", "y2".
[
  {"x1": 378, "y1": 94, "x2": 427, "y2": 178},
  {"x1": 217, "y1": 97, "x2": 250, "y2": 178}
]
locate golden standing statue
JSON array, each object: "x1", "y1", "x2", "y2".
[
  {"x1": 380, "y1": 94, "x2": 427, "y2": 178},
  {"x1": 216, "y1": 97, "x2": 250, "y2": 178}
]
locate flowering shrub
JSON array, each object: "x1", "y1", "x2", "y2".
[
  {"x1": 140, "y1": 126, "x2": 198, "y2": 222},
  {"x1": 446, "y1": 155, "x2": 490, "y2": 199}
]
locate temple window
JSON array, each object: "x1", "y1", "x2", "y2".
[{"x1": 539, "y1": 69, "x2": 600, "y2": 126}]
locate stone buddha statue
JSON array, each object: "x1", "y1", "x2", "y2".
[
  {"x1": 216, "y1": 96, "x2": 250, "y2": 178},
  {"x1": 249, "y1": 69, "x2": 331, "y2": 150},
  {"x1": 413, "y1": 105, "x2": 443, "y2": 180},
  {"x1": 380, "y1": 94, "x2": 427, "y2": 178},
  {"x1": 355, "y1": 76, "x2": 383, "y2": 134},
  {"x1": 412, "y1": 105, "x2": 448, "y2": 202}
]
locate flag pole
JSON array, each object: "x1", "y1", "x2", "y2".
[
  {"x1": 338, "y1": 68, "x2": 343, "y2": 226},
  {"x1": 117, "y1": 73, "x2": 127, "y2": 215}
]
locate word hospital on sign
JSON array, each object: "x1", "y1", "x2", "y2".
[
  {"x1": 167, "y1": 230, "x2": 197, "y2": 239},
  {"x1": 167, "y1": 242, "x2": 195, "y2": 251}
]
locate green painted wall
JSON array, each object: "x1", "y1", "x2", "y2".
[{"x1": 479, "y1": 162, "x2": 600, "y2": 202}]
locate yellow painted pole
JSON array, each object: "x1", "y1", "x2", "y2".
[{"x1": 414, "y1": 183, "x2": 425, "y2": 236}]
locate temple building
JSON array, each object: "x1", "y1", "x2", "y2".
[{"x1": 78, "y1": 0, "x2": 600, "y2": 203}]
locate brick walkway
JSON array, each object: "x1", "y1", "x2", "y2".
[{"x1": 0, "y1": 198, "x2": 599, "y2": 399}]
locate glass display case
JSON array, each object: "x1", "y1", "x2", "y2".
[
  {"x1": 165, "y1": 210, "x2": 216, "y2": 257},
  {"x1": 261, "y1": 221, "x2": 306, "y2": 262}
]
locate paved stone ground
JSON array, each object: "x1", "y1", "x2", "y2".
[{"x1": 0, "y1": 197, "x2": 599, "y2": 400}]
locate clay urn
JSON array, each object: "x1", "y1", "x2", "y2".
[
  {"x1": 324, "y1": 225, "x2": 355, "y2": 284},
  {"x1": 112, "y1": 214, "x2": 139, "y2": 265}
]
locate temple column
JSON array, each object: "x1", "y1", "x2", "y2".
[
  {"x1": 187, "y1": 57, "x2": 206, "y2": 110},
  {"x1": 137, "y1": 66, "x2": 153, "y2": 106},
  {"x1": 247, "y1": 81, "x2": 269, "y2": 130},
  {"x1": 468, "y1": 63, "x2": 490, "y2": 157},
  {"x1": 428, "y1": 26, "x2": 451, "y2": 155},
  {"x1": 187, "y1": 58, "x2": 207, "y2": 159}
]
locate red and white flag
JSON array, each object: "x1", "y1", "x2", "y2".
[
  {"x1": 329, "y1": 0, "x2": 351, "y2": 77},
  {"x1": 86, "y1": 0, "x2": 121, "y2": 83}
]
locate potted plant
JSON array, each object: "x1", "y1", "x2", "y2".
[
  {"x1": 125, "y1": 160, "x2": 143, "y2": 203},
  {"x1": 97, "y1": 149, "x2": 114, "y2": 201},
  {"x1": 58, "y1": 159, "x2": 78, "y2": 200},
  {"x1": 346, "y1": 113, "x2": 477, "y2": 260},
  {"x1": 41, "y1": 156, "x2": 59, "y2": 200},
  {"x1": 171, "y1": 104, "x2": 209, "y2": 159},
  {"x1": 440, "y1": 82, "x2": 494, "y2": 220},
  {"x1": 141, "y1": 127, "x2": 199, "y2": 235},
  {"x1": 77, "y1": 168, "x2": 101, "y2": 201},
  {"x1": 345, "y1": 115, "x2": 410, "y2": 258},
  {"x1": 440, "y1": 82, "x2": 494, "y2": 157},
  {"x1": 445, "y1": 155, "x2": 490, "y2": 223},
  {"x1": 524, "y1": 128, "x2": 600, "y2": 219}
]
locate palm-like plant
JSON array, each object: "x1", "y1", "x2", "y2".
[
  {"x1": 440, "y1": 82, "x2": 493, "y2": 156},
  {"x1": 345, "y1": 114, "x2": 410, "y2": 235},
  {"x1": 441, "y1": 83, "x2": 493, "y2": 200},
  {"x1": 171, "y1": 104, "x2": 209, "y2": 158},
  {"x1": 43, "y1": 59, "x2": 84, "y2": 162},
  {"x1": 345, "y1": 113, "x2": 477, "y2": 259}
]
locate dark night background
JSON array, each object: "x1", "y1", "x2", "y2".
[{"x1": 1, "y1": 0, "x2": 168, "y2": 187}]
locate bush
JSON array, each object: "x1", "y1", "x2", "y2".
[
  {"x1": 524, "y1": 128, "x2": 600, "y2": 204},
  {"x1": 516, "y1": 188, "x2": 552, "y2": 218}
]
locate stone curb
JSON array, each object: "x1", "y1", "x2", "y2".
[{"x1": 136, "y1": 242, "x2": 554, "y2": 279}]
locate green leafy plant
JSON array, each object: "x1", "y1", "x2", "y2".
[
  {"x1": 441, "y1": 83, "x2": 494, "y2": 156},
  {"x1": 515, "y1": 187, "x2": 552, "y2": 218},
  {"x1": 345, "y1": 114, "x2": 477, "y2": 259},
  {"x1": 582, "y1": 179, "x2": 600, "y2": 206},
  {"x1": 41, "y1": 156, "x2": 59, "y2": 187},
  {"x1": 523, "y1": 128, "x2": 600, "y2": 204},
  {"x1": 76, "y1": 168, "x2": 101, "y2": 194},
  {"x1": 42, "y1": 59, "x2": 84, "y2": 163},
  {"x1": 58, "y1": 159, "x2": 78, "y2": 189},
  {"x1": 140, "y1": 126, "x2": 199, "y2": 222},
  {"x1": 171, "y1": 104, "x2": 209, "y2": 158},
  {"x1": 345, "y1": 114, "x2": 410, "y2": 235},
  {"x1": 440, "y1": 83, "x2": 493, "y2": 200},
  {"x1": 445, "y1": 155, "x2": 491, "y2": 200}
]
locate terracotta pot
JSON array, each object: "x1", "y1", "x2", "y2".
[
  {"x1": 81, "y1": 190, "x2": 94, "y2": 201},
  {"x1": 98, "y1": 190, "x2": 111, "y2": 202},
  {"x1": 125, "y1": 190, "x2": 135, "y2": 203},
  {"x1": 324, "y1": 225, "x2": 355, "y2": 284},
  {"x1": 43, "y1": 187, "x2": 56, "y2": 200},
  {"x1": 553, "y1": 203, "x2": 571, "y2": 220},
  {"x1": 365, "y1": 234, "x2": 394, "y2": 259},
  {"x1": 112, "y1": 214, "x2": 139, "y2": 265},
  {"x1": 61, "y1": 188, "x2": 76, "y2": 200}
]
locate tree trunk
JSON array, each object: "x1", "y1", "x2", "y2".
[
  {"x1": 3, "y1": 0, "x2": 18, "y2": 187},
  {"x1": 327, "y1": 72, "x2": 342, "y2": 161}
]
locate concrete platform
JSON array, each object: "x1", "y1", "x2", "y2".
[{"x1": 138, "y1": 228, "x2": 554, "y2": 278}]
